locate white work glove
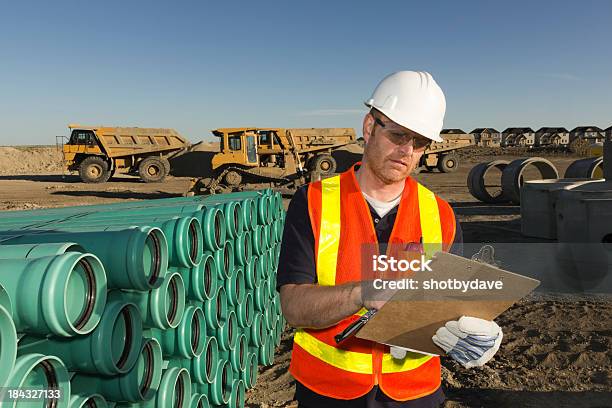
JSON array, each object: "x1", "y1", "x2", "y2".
[{"x1": 432, "y1": 316, "x2": 502, "y2": 368}]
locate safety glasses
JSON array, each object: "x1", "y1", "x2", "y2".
[{"x1": 372, "y1": 115, "x2": 431, "y2": 150}]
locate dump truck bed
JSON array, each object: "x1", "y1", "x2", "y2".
[{"x1": 68, "y1": 125, "x2": 190, "y2": 158}]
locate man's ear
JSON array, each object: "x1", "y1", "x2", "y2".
[{"x1": 363, "y1": 113, "x2": 375, "y2": 144}]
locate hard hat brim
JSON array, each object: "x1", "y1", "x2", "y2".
[{"x1": 364, "y1": 102, "x2": 444, "y2": 143}]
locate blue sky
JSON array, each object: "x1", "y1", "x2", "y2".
[{"x1": 0, "y1": 1, "x2": 610, "y2": 145}]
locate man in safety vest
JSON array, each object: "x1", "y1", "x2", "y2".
[{"x1": 277, "y1": 71, "x2": 503, "y2": 407}]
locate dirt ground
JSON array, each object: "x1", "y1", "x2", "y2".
[{"x1": 0, "y1": 146, "x2": 610, "y2": 407}]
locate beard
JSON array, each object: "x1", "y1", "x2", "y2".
[{"x1": 363, "y1": 138, "x2": 421, "y2": 184}]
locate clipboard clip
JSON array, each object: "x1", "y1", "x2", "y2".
[{"x1": 334, "y1": 309, "x2": 378, "y2": 344}]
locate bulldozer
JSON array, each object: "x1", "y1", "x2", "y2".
[
  {"x1": 186, "y1": 127, "x2": 475, "y2": 195},
  {"x1": 187, "y1": 127, "x2": 356, "y2": 194},
  {"x1": 59, "y1": 124, "x2": 190, "y2": 183}
]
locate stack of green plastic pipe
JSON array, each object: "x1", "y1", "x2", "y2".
[{"x1": 0, "y1": 189, "x2": 286, "y2": 408}]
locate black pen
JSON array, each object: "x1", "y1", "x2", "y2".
[{"x1": 334, "y1": 309, "x2": 378, "y2": 344}]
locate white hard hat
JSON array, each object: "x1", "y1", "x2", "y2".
[{"x1": 365, "y1": 71, "x2": 446, "y2": 142}]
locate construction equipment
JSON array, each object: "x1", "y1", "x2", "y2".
[
  {"x1": 419, "y1": 133, "x2": 475, "y2": 173},
  {"x1": 188, "y1": 127, "x2": 357, "y2": 194},
  {"x1": 58, "y1": 125, "x2": 190, "y2": 183}
]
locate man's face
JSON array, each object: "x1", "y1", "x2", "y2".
[{"x1": 362, "y1": 110, "x2": 431, "y2": 184}]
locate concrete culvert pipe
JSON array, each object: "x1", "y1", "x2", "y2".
[
  {"x1": 18, "y1": 300, "x2": 143, "y2": 376},
  {"x1": 71, "y1": 336, "x2": 163, "y2": 402},
  {"x1": 501, "y1": 157, "x2": 559, "y2": 204},
  {"x1": 563, "y1": 157, "x2": 604, "y2": 179},
  {"x1": 0, "y1": 252, "x2": 107, "y2": 336},
  {"x1": 467, "y1": 160, "x2": 510, "y2": 203},
  {"x1": 3, "y1": 354, "x2": 70, "y2": 408}
]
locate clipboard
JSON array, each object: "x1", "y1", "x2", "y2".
[{"x1": 356, "y1": 251, "x2": 540, "y2": 355}]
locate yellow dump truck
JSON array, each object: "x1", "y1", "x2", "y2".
[
  {"x1": 60, "y1": 125, "x2": 190, "y2": 183},
  {"x1": 189, "y1": 127, "x2": 356, "y2": 193},
  {"x1": 419, "y1": 133, "x2": 475, "y2": 173}
]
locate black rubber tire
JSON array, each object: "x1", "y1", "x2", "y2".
[
  {"x1": 79, "y1": 156, "x2": 111, "y2": 183},
  {"x1": 425, "y1": 165, "x2": 436, "y2": 172},
  {"x1": 310, "y1": 154, "x2": 337, "y2": 174},
  {"x1": 138, "y1": 157, "x2": 168, "y2": 183},
  {"x1": 437, "y1": 153, "x2": 459, "y2": 173},
  {"x1": 161, "y1": 157, "x2": 171, "y2": 175}
]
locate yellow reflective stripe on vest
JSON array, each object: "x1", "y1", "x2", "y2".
[
  {"x1": 381, "y1": 352, "x2": 433, "y2": 373},
  {"x1": 416, "y1": 183, "x2": 443, "y2": 258},
  {"x1": 317, "y1": 175, "x2": 341, "y2": 286},
  {"x1": 294, "y1": 329, "x2": 373, "y2": 374}
]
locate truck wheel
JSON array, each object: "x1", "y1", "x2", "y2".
[
  {"x1": 79, "y1": 156, "x2": 111, "y2": 183},
  {"x1": 437, "y1": 153, "x2": 459, "y2": 173},
  {"x1": 139, "y1": 157, "x2": 168, "y2": 183},
  {"x1": 310, "y1": 154, "x2": 337, "y2": 174},
  {"x1": 161, "y1": 157, "x2": 171, "y2": 174},
  {"x1": 425, "y1": 165, "x2": 436, "y2": 172}
]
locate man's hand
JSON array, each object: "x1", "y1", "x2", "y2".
[{"x1": 432, "y1": 316, "x2": 502, "y2": 368}]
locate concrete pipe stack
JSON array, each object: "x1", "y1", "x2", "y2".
[{"x1": 0, "y1": 189, "x2": 286, "y2": 408}]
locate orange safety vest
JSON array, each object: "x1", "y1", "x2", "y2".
[{"x1": 289, "y1": 165, "x2": 457, "y2": 401}]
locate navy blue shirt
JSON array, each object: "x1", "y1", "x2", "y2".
[{"x1": 277, "y1": 185, "x2": 463, "y2": 408}]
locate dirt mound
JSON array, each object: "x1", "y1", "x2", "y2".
[{"x1": 0, "y1": 146, "x2": 63, "y2": 175}]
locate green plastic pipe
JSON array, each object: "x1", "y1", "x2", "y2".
[
  {"x1": 202, "y1": 207, "x2": 226, "y2": 252},
  {"x1": 0, "y1": 242, "x2": 84, "y2": 258},
  {"x1": 216, "y1": 310, "x2": 237, "y2": 352},
  {"x1": 151, "y1": 305, "x2": 206, "y2": 359},
  {"x1": 233, "y1": 231, "x2": 252, "y2": 267},
  {"x1": 254, "y1": 283, "x2": 266, "y2": 312},
  {"x1": 244, "y1": 257, "x2": 257, "y2": 291},
  {"x1": 251, "y1": 226, "x2": 264, "y2": 256},
  {"x1": 18, "y1": 299, "x2": 143, "y2": 376},
  {"x1": 176, "y1": 252, "x2": 217, "y2": 303},
  {"x1": 143, "y1": 367, "x2": 191, "y2": 408},
  {"x1": 225, "y1": 379, "x2": 245, "y2": 408},
  {"x1": 0, "y1": 252, "x2": 107, "y2": 336},
  {"x1": 215, "y1": 241, "x2": 234, "y2": 281},
  {"x1": 71, "y1": 337, "x2": 163, "y2": 403},
  {"x1": 230, "y1": 334, "x2": 247, "y2": 373},
  {"x1": 242, "y1": 352, "x2": 258, "y2": 390},
  {"x1": 274, "y1": 316, "x2": 284, "y2": 347},
  {"x1": 215, "y1": 202, "x2": 243, "y2": 240},
  {"x1": 0, "y1": 227, "x2": 168, "y2": 291},
  {"x1": 204, "y1": 286, "x2": 227, "y2": 331},
  {"x1": 209, "y1": 359, "x2": 233, "y2": 406},
  {"x1": 0, "y1": 303, "x2": 17, "y2": 388},
  {"x1": 2, "y1": 353, "x2": 70, "y2": 408},
  {"x1": 37, "y1": 216, "x2": 202, "y2": 269},
  {"x1": 236, "y1": 292, "x2": 253, "y2": 329},
  {"x1": 267, "y1": 275, "x2": 276, "y2": 300},
  {"x1": 188, "y1": 336, "x2": 219, "y2": 385},
  {"x1": 69, "y1": 393, "x2": 108, "y2": 408},
  {"x1": 265, "y1": 305, "x2": 275, "y2": 331},
  {"x1": 189, "y1": 393, "x2": 210, "y2": 408},
  {"x1": 226, "y1": 267, "x2": 245, "y2": 308},
  {"x1": 249, "y1": 313, "x2": 264, "y2": 348},
  {"x1": 115, "y1": 271, "x2": 185, "y2": 330}
]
